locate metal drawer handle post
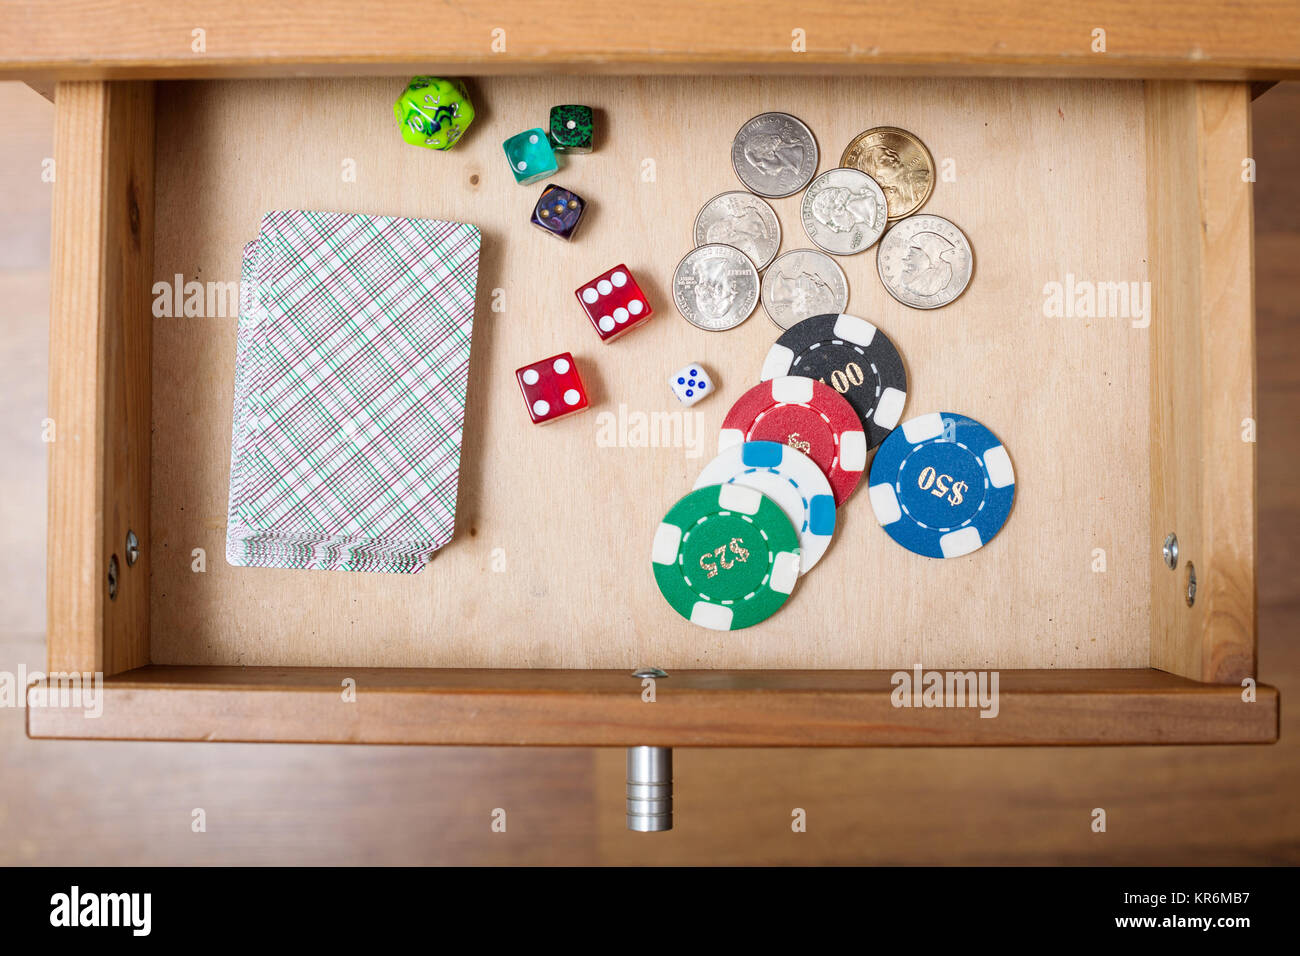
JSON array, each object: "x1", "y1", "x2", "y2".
[{"x1": 626, "y1": 746, "x2": 673, "y2": 832}]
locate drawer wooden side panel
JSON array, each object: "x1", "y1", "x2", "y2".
[
  {"x1": 47, "y1": 80, "x2": 154, "y2": 677},
  {"x1": 1145, "y1": 82, "x2": 1257, "y2": 684}
]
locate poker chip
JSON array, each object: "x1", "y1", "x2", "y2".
[
  {"x1": 761, "y1": 313, "x2": 907, "y2": 449},
  {"x1": 868, "y1": 412, "x2": 1015, "y2": 559},
  {"x1": 719, "y1": 376, "x2": 867, "y2": 505},
  {"x1": 694, "y1": 440, "x2": 836, "y2": 574},
  {"x1": 652, "y1": 483, "x2": 801, "y2": 631}
]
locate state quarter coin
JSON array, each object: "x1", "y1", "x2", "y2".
[
  {"x1": 673, "y1": 244, "x2": 761, "y2": 331},
  {"x1": 760, "y1": 249, "x2": 849, "y2": 330},
  {"x1": 693, "y1": 191, "x2": 782, "y2": 271},
  {"x1": 731, "y1": 112, "x2": 819, "y2": 199}
]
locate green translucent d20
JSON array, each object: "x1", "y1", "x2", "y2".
[
  {"x1": 503, "y1": 129, "x2": 558, "y2": 185},
  {"x1": 394, "y1": 76, "x2": 474, "y2": 150},
  {"x1": 549, "y1": 105, "x2": 594, "y2": 153}
]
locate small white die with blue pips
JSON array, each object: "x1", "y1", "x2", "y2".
[{"x1": 670, "y1": 363, "x2": 712, "y2": 406}]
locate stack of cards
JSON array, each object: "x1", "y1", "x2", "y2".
[{"x1": 226, "y1": 209, "x2": 482, "y2": 573}]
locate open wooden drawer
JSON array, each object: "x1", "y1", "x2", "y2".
[{"x1": 30, "y1": 75, "x2": 1275, "y2": 745}]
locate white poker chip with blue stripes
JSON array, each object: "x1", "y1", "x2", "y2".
[
  {"x1": 694, "y1": 440, "x2": 837, "y2": 574},
  {"x1": 868, "y1": 412, "x2": 1015, "y2": 559}
]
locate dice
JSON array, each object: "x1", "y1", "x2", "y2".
[
  {"x1": 516, "y1": 352, "x2": 589, "y2": 424},
  {"x1": 393, "y1": 77, "x2": 474, "y2": 150},
  {"x1": 670, "y1": 363, "x2": 713, "y2": 406},
  {"x1": 575, "y1": 265, "x2": 653, "y2": 342},
  {"x1": 530, "y1": 184, "x2": 586, "y2": 240},
  {"x1": 549, "y1": 105, "x2": 594, "y2": 153},
  {"x1": 503, "y1": 128, "x2": 558, "y2": 185}
]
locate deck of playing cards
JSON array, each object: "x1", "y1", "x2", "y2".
[{"x1": 225, "y1": 209, "x2": 481, "y2": 573}]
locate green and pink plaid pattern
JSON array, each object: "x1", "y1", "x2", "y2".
[{"x1": 226, "y1": 209, "x2": 481, "y2": 573}]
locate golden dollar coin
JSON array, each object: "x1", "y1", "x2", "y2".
[{"x1": 840, "y1": 126, "x2": 935, "y2": 222}]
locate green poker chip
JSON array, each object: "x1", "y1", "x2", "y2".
[{"x1": 651, "y1": 483, "x2": 801, "y2": 631}]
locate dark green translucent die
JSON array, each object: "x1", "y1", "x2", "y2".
[{"x1": 549, "y1": 105, "x2": 594, "y2": 153}]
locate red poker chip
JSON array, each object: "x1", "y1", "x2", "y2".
[{"x1": 718, "y1": 376, "x2": 868, "y2": 505}]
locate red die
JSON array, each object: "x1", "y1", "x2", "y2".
[
  {"x1": 515, "y1": 351, "x2": 589, "y2": 424},
  {"x1": 575, "y1": 264, "x2": 653, "y2": 342}
]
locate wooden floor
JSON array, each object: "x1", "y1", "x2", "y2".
[{"x1": 0, "y1": 81, "x2": 1296, "y2": 865}]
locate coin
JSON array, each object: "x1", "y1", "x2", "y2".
[
  {"x1": 731, "y1": 112, "x2": 819, "y2": 199},
  {"x1": 841, "y1": 126, "x2": 935, "y2": 222},
  {"x1": 760, "y1": 249, "x2": 849, "y2": 330},
  {"x1": 693, "y1": 191, "x2": 782, "y2": 271},
  {"x1": 876, "y1": 214, "x2": 974, "y2": 309},
  {"x1": 800, "y1": 167, "x2": 888, "y2": 256},
  {"x1": 672, "y1": 244, "x2": 761, "y2": 331}
]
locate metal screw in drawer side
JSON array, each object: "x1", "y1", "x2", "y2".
[
  {"x1": 1162, "y1": 532, "x2": 1179, "y2": 570},
  {"x1": 125, "y1": 529, "x2": 140, "y2": 567},
  {"x1": 627, "y1": 746, "x2": 673, "y2": 832}
]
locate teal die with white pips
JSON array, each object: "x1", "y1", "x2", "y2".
[{"x1": 503, "y1": 129, "x2": 558, "y2": 185}]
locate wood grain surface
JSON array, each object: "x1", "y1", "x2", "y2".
[
  {"x1": 148, "y1": 76, "x2": 1154, "y2": 671},
  {"x1": 46, "y1": 81, "x2": 153, "y2": 676},
  {"x1": 0, "y1": 81, "x2": 1296, "y2": 864},
  {"x1": 1145, "y1": 82, "x2": 1257, "y2": 683},
  {"x1": 25, "y1": 665, "x2": 1278, "y2": 746},
  {"x1": 0, "y1": 1, "x2": 1299, "y2": 81}
]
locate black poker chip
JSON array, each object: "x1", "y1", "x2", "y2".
[{"x1": 759, "y1": 313, "x2": 908, "y2": 449}]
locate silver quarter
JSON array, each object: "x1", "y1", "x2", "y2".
[
  {"x1": 800, "y1": 167, "x2": 888, "y2": 256},
  {"x1": 876, "y1": 214, "x2": 974, "y2": 309},
  {"x1": 692, "y1": 191, "x2": 782, "y2": 271},
  {"x1": 731, "y1": 112, "x2": 819, "y2": 199},
  {"x1": 672, "y1": 244, "x2": 760, "y2": 331},
  {"x1": 760, "y1": 249, "x2": 849, "y2": 330}
]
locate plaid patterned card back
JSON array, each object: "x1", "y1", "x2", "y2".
[{"x1": 226, "y1": 210, "x2": 481, "y2": 573}]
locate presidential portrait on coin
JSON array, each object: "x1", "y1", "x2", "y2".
[
  {"x1": 742, "y1": 132, "x2": 805, "y2": 180},
  {"x1": 732, "y1": 113, "x2": 818, "y2": 198},
  {"x1": 703, "y1": 208, "x2": 768, "y2": 263},
  {"x1": 692, "y1": 257, "x2": 743, "y2": 320},
  {"x1": 674, "y1": 244, "x2": 759, "y2": 329},
  {"x1": 769, "y1": 267, "x2": 835, "y2": 315},
  {"x1": 809, "y1": 183, "x2": 884, "y2": 234}
]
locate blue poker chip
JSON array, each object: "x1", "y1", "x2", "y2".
[{"x1": 868, "y1": 412, "x2": 1015, "y2": 559}]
